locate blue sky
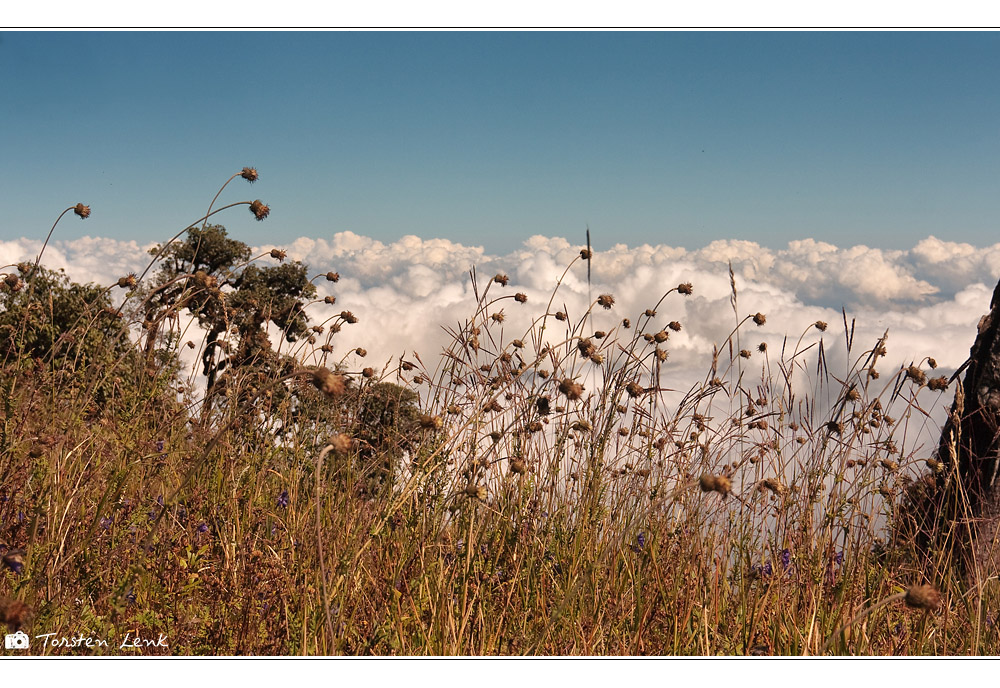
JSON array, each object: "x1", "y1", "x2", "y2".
[{"x1": 2, "y1": 31, "x2": 999, "y2": 253}]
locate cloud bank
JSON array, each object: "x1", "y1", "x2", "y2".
[{"x1": 3, "y1": 232, "x2": 996, "y2": 402}]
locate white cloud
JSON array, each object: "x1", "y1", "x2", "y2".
[{"x1": 4, "y1": 232, "x2": 997, "y2": 424}]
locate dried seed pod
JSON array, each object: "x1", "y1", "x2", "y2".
[{"x1": 904, "y1": 584, "x2": 942, "y2": 612}]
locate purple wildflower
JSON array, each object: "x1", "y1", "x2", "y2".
[
  {"x1": 277, "y1": 490, "x2": 289, "y2": 508},
  {"x1": 2, "y1": 549, "x2": 25, "y2": 575},
  {"x1": 780, "y1": 548, "x2": 792, "y2": 570},
  {"x1": 100, "y1": 516, "x2": 113, "y2": 530},
  {"x1": 197, "y1": 523, "x2": 209, "y2": 534},
  {"x1": 155, "y1": 439, "x2": 165, "y2": 453}
]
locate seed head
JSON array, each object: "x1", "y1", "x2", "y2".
[
  {"x1": 580, "y1": 247, "x2": 593, "y2": 260},
  {"x1": 310, "y1": 366, "x2": 346, "y2": 398},
  {"x1": 510, "y1": 457, "x2": 528, "y2": 475},
  {"x1": 906, "y1": 365, "x2": 927, "y2": 385},
  {"x1": 928, "y1": 376, "x2": 949, "y2": 391},
  {"x1": 699, "y1": 474, "x2": 731, "y2": 497},
  {"x1": 493, "y1": 273, "x2": 509, "y2": 286},
  {"x1": 626, "y1": 381, "x2": 644, "y2": 398},
  {"x1": 655, "y1": 348, "x2": 669, "y2": 362},
  {"x1": 654, "y1": 330, "x2": 669, "y2": 343},
  {"x1": 512, "y1": 339, "x2": 524, "y2": 349},
  {"x1": 2, "y1": 273, "x2": 23, "y2": 292},
  {"x1": 739, "y1": 349, "x2": 752, "y2": 359},
  {"x1": 578, "y1": 338, "x2": 596, "y2": 357},
  {"x1": 323, "y1": 295, "x2": 336, "y2": 305},
  {"x1": 668, "y1": 321, "x2": 682, "y2": 332},
  {"x1": 677, "y1": 282, "x2": 693, "y2": 295},
  {"x1": 492, "y1": 312, "x2": 505, "y2": 324},
  {"x1": 904, "y1": 584, "x2": 942, "y2": 612},
  {"x1": 325, "y1": 271, "x2": 340, "y2": 282},
  {"x1": 340, "y1": 311, "x2": 358, "y2": 324},
  {"x1": 622, "y1": 318, "x2": 631, "y2": 328},
  {"x1": 514, "y1": 292, "x2": 527, "y2": 303},
  {"x1": 555, "y1": 311, "x2": 567, "y2": 321},
  {"x1": 757, "y1": 342, "x2": 767, "y2": 353},
  {"x1": 465, "y1": 485, "x2": 487, "y2": 500},
  {"x1": 0, "y1": 596, "x2": 31, "y2": 631},
  {"x1": 241, "y1": 167, "x2": 259, "y2": 183},
  {"x1": 559, "y1": 378, "x2": 584, "y2": 401},
  {"x1": 814, "y1": 321, "x2": 828, "y2": 332},
  {"x1": 269, "y1": 248, "x2": 287, "y2": 261},
  {"x1": 249, "y1": 200, "x2": 270, "y2": 221},
  {"x1": 927, "y1": 358, "x2": 938, "y2": 369},
  {"x1": 362, "y1": 367, "x2": 375, "y2": 378},
  {"x1": 752, "y1": 312, "x2": 766, "y2": 326},
  {"x1": 419, "y1": 414, "x2": 442, "y2": 430},
  {"x1": 330, "y1": 433, "x2": 352, "y2": 454},
  {"x1": 758, "y1": 478, "x2": 787, "y2": 496},
  {"x1": 74, "y1": 203, "x2": 91, "y2": 219},
  {"x1": 117, "y1": 273, "x2": 138, "y2": 289}
]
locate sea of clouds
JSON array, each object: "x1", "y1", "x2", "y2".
[{"x1": 3, "y1": 232, "x2": 997, "y2": 425}]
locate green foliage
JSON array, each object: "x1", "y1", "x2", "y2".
[
  {"x1": 0, "y1": 264, "x2": 133, "y2": 370},
  {"x1": 146, "y1": 224, "x2": 316, "y2": 391}
]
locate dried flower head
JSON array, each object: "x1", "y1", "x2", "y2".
[
  {"x1": 555, "y1": 311, "x2": 567, "y2": 321},
  {"x1": 117, "y1": 273, "x2": 138, "y2": 289},
  {"x1": 354, "y1": 347, "x2": 367, "y2": 358},
  {"x1": 814, "y1": 320, "x2": 828, "y2": 332},
  {"x1": 493, "y1": 273, "x2": 509, "y2": 286},
  {"x1": 699, "y1": 474, "x2": 731, "y2": 497},
  {"x1": 668, "y1": 321, "x2": 682, "y2": 332},
  {"x1": 74, "y1": 203, "x2": 91, "y2": 219},
  {"x1": 330, "y1": 433, "x2": 352, "y2": 454},
  {"x1": 677, "y1": 283, "x2": 693, "y2": 295},
  {"x1": 578, "y1": 338, "x2": 596, "y2": 357},
  {"x1": 340, "y1": 311, "x2": 358, "y2": 324},
  {"x1": 192, "y1": 270, "x2": 218, "y2": 290},
  {"x1": 514, "y1": 292, "x2": 527, "y2": 303},
  {"x1": 418, "y1": 414, "x2": 442, "y2": 430},
  {"x1": 758, "y1": 478, "x2": 787, "y2": 496},
  {"x1": 2, "y1": 273, "x2": 23, "y2": 292},
  {"x1": 597, "y1": 294, "x2": 615, "y2": 309},
  {"x1": 927, "y1": 357, "x2": 938, "y2": 369},
  {"x1": 310, "y1": 367, "x2": 346, "y2": 398},
  {"x1": 269, "y1": 248, "x2": 287, "y2": 261},
  {"x1": 739, "y1": 349, "x2": 752, "y2": 359},
  {"x1": 325, "y1": 271, "x2": 340, "y2": 283},
  {"x1": 241, "y1": 167, "x2": 259, "y2": 183},
  {"x1": 654, "y1": 330, "x2": 669, "y2": 343},
  {"x1": 509, "y1": 457, "x2": 528, "y2": 475},
  {"x1": 580, "y1": 247, "x2": 593, "y2": 260},
  {"x1": 249, "y1": 200, "x2": 270, "y2": 221},
  {"x1": 571, "y1": 419, "x2": 591, "y2": 432},
  {"x1": 655, "y1": 347, "x2": 669, "y2": 362},
  {"x1": 465, "y1": 485, "x2": 487, "y2": 500},
  {"x1": 757, "y1": 342, "x2": 767, "y2": 353},
  {"x1": 906, "y1": 365, "x2": 927, "y2": 385},
  {"x1": 626, "y1": 381, "x2": 644, "y2": 398},
  {"x1": 491, "y1": 312, "x2": 505, "y2": 324},
  {"x1": 535, "y1": 396, "x2": 551, "y2": 415},
  {"x1": 904, "y1": 584, "x2": 942, "y2": 612},
  {"x1": 0, "y1": 596, "x2": 31, "y2": 631},
  {"x1": 752, "y1": 312, "x2": 766, "y2": 326},
  {"x1": 362, "y1": 367, "x2": 375, "y2": 378},
  {"x1": 559, "y1": 378, "x2": 584, "y2": 401},
  {"x1": 622, "y1": 318, "x2": 631, "y2": 328},
  {"x1": 928, "y1": 376, "x2": 949, "y2": 391}
]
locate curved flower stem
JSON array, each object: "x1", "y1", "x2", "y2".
[{"x1": 26, "y1": 206, "x2": 74, "y2": 283}]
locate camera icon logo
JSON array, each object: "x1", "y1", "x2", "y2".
[{"x1": 4, "y1": 631, "x2": 30, "y2": 650}]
